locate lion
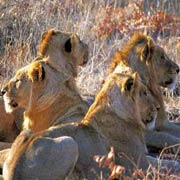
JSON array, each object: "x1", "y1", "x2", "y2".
[
  {"x1": 109, "y1": 32, "x2": 180, "y2": 150},
  {"x1": 3, "y1": 71, "x2": 179, "y2": 179},
  {"x1": 0, "y1": 30, "x2": 89, "y2": 174}
]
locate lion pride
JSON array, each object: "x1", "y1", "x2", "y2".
[
  {"x1": 110, "y1": 32, "x2": 180, "y2": 150},
  {"x1": 2, "y1": 68, "x2": 179, "y2": 179}
]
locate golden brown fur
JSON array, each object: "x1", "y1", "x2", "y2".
[{"x1": 37, "y1": 29, "x2": 56, "y2": 57}]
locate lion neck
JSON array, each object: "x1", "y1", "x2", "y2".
[
  {"x1": 82, "y1": 95, "x2": 145, "y2": 151},
  {"x1": 82, "y1": 102, "x2": 147, "y2": 169},
  {"x1": 43, "y1": 47, "x2": 76, "y2": 78},
  {"x1": 23, "y1": 80, "x2": 86, "y2": 133}
]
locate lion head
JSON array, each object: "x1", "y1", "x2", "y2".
[
  {"x1": 1, "y1": 61, "x2": 47, "y2": 113},
  {"x1": 1, "y1": 60, "x2": 85, "y2": 132},
  {"x1": 109, "y1": 65, "x2": 159, "y2": 130},
  {"x1": 109, "y1": 32, "x2": 179, "y2": 128},
  {"x1": 83, "y1": 71, "x2": 159, "y2": 131},
  {"x1": 152, "y1": 45, "x2": 179, "y2": 90},
  {"x1": 110, "y1": 32, "x2": 179, "y2": 90},
  {"x1": 37, "y1": 29, "x2": 89, "y2": 77}
]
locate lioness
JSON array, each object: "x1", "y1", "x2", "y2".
[
  {"x1": 2, "y1": 67, "x2": 179, "y2": 179},
  {"x1": 110, "y1": 32, "x2": 180, "y2": 149}
]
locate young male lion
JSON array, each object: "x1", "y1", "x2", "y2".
[
  {"x1": 110, "y1": 32, "x2": 180, "y2": 150},
  {"x1": 2, "y1": 68, "x2": 179, "y2": 179}
]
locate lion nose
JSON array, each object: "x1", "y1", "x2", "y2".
[
  {"x1": 0, "y1": 89, "x2": 6, "y2": 96},
  {"x1": 0, "y1": 86, "x2": 7, "y2": 96},
  {"x1": 176, "y1": 67, "x2": 179, "y2": 74},
  {"x1": 156, "y1": 105, "x2": 160, "y2": 111}
]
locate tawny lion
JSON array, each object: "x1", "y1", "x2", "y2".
[
  {"x1": 2, "y1": 64, "x2": 179, "y2": 179},
  {"x1": 110, "y1": 32, "x2": 180, "y2": 150}
]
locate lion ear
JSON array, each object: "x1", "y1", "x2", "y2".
[
  {"x1": 64, "y1": 38, "x2": 72, "y2": 53},
  {"x1": 124, "y1": 72, "x2": 139, "y2": 94},
  {"x1": 28, "y1": 62, "x2": 46, "y2": 82},
  {"x1": 141, "y1": 38, "x2": 154, "y2": 62},
  {"x1": 41, "y1": 29, "x2": 56, "y2": 40},
  {"x1": 64, "y1": 34, "x2": 80, "y2": 53}
]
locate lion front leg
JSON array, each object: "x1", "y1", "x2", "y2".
[
  {"x1": 174, "y1": 122, "x2": 180, "y2": 127},
  {"x1": 146, "y1": 155, "x2": 180, "y2": 174},
  {"x1": 160, "y1": 120, "x2": 180, "y2": 138},
  {"x1": 145, "y1": 130, "x2": 180, "y2": 154}
]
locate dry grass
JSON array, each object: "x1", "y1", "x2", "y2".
[{"x1": 0, "y1": 0, "x2": 179, "y2": 178}]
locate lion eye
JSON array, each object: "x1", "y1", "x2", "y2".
[
  {"x1": 144, "y1": 91, "x2": 147, "y2": 96},
  {"x1": 15, "y1": 79, "x2": 21, "y2": 88},
  {"x1": 140, "y1": 90, "x2": 147, "y2": 97},
  {"x1": 161, "y1": 55, "x2": 164, "y2": 59},
  {"x1": 64, "y1": 38, "x2": 72, "y2": 53},
  {"x1": 15, "y1": 79, "x2": 19, "y2": 83}
]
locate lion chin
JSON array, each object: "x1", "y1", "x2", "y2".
[
  {"x1": 146, "y1": 118, "x2": 156, "y2": 131},
  {"x1": 3, "y1": 96, "x2": 18, "y2": 113},
  {"x1": 164, "y1": 77, "x2": 177, "y2": 91},
  {"x1": 144, "y1": 114, "x2": 157, "y2": 131}
]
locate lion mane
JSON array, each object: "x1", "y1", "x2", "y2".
[{"x1": 110, "y1": 32, "x2": 179, "y2": 129}]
